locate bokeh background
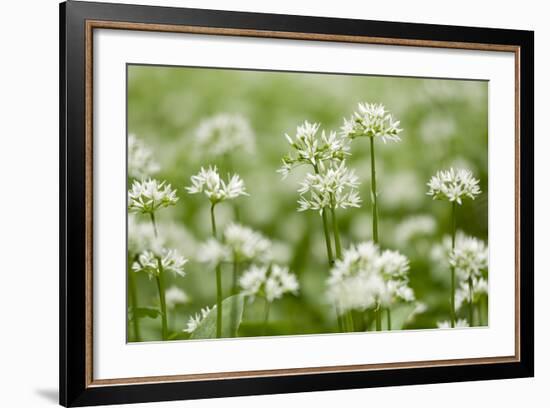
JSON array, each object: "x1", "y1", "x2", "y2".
[{"x1": 127, "y1": 64, "x2": 488, "y2": 342}]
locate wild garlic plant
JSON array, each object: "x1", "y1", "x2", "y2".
[
  {"x1": 186, "y1": 166, "x2": 248, "y2": 338},
  {"x1": 239, "y1": 264, "x2": 300, "y2": 334},
  {"x1": 341, "y1": 103, "x2": 403, "y2": 244},
  {"x1": 127, "y1": 135, "x2": 185, "y2": 341},
  {"x1": 326, "y1": 242, "x2": 414, "y2": 332},
  {"x1": 427, "y1": 167, "x2": 481, "y2": 327},
  {"x1": 278, "y1": 121, "x2": 356, "y2": 265}
]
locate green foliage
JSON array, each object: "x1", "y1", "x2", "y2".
[{"x1": 190, "y1": 295, "x2": 244, "y2": 339}]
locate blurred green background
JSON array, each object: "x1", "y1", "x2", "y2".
[{"x1": 127, "y1": 64, "x2": 488, "y2": 342}]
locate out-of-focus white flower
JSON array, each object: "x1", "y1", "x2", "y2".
[
  {"x1": 132, "y1": 248, "x2": 187, "y2": 279},
  {"x1": 128, "y1": 215, "x2": 163, "y2": 254},
  {"x1": 437, "y1": 319, "x2": 469, "y2": 329},
  {"x1": 393, "y1": 215, "x2": 437, "y2": 247},
  {"x1": 326, "y1": 242, "x2": 413, "y2": 313},
  {"x1": 277, "y1": 121, "x2": 350, "y2": 178},
  {"x1": 128, "y1": 178, "x2": 178, "y2": 214},
  {"x1": 341, "y1": 103, "x2": 402, "y2": 143},
  {"x1": 239, "y1": 264, "x2": 299, "y2": 302},
  {"x1": 450, "y1": 236, "x2": 488, "y2": 281},
  {"x1": 455, "y1": 277, "x2": 488, "y2": 310},
  {"x1": 224, "y1": 223, "x2": 271, "y2": 263},
  {"x1": 183, "y1": 306, "x2": 212, "y2": 333},
  {"x1": 196, "y1": 238, "x2": 230, "y2": 265},
  {"x1": 128, "y1": 134, "x2": 160, "y2": 179},
  {"x1": 297, "y1": 161, "x2": 361, "y2": 213},
  {"x1": 165, "y1": 286, "x2": 189, "y2": 309},
  {"x1": 194, "y1": 114, "x2": 255, "y2": 157},
  {"x1": 426, "y1": 168, "x2": 481, "y2": 205},
  {"x1": 186, "y1": 166, "x2": 248, "y2": 204}
]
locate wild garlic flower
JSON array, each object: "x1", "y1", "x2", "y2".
[
  {"x1": 128, "y1": 134, "x2": 160, "y2": 179},
  {"x1": 165, "y1": 286, "x2": 189, "y2": 309},
  {"x1": 195, "y1": 113, "x2": 255, "y2": 157},
  {"x1": 450, "y1": 236, "x2": 488, "y2": 281},
  {"x1": 186, "y1": 166, "x2": 248, "y2": 204},
  {"x1": 128, "y1": 178, "x2": 178, "y2": 215},
  {"x1": 239, "y1": 264, "x2": 299, "y2": 302},
  {"x1": 183, "y1": 306, "x2": 212, "y2": 333},
  {"x1": 196, "y1": 238, "x2": 231, "y2": 265},
  {"x1": 297, "y1": 161, "x2": 361, "y2": 213},
  {"x1": 426, "y1": 168, "x2": 481, "y2": 205},
  {"x1": 224, "y1": 223, "x2": 272, "y2": 263},
  {"x1": 437, "y1": 319, "x2": 469, "y2": 329},
  {"x1": 393, "y1": 215, "x2": 436, "y2": 247},
  {"x1": 455, "y1": 277, "x2": 488, "y2": 310},
  {"x1": 341, "y1": 103, "x2": 402, "y2": 143},
  {"x1": 326, "y1": 242, "x2": 414, "y2": 312},
  {"x1": 132, "y1": 248, "x2": 187, "y2": 279},
  {"x1": 277, "y1": 121, "x2": 350, "y2": 178}
]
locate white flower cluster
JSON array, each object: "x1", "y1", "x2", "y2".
[
  {"x1": 132, "y1": 248, "x2": 188, "y2": 279},
  {"x1": 183, "y1": 306, "x2": 212, "y2": 334},
  {"x1": 196, "y1": 223, "x2": 272, "y2": 265},
  {"x1": 393, "y1": 215, "x2": 437, "y2": 248},
  {"x1": 128, "y1": 178, "x2": 179, "y2": 215},
  {"x1": 277, "y1": 121, "x2": 350, "y2": 178},
  {"x1": 186, "y1": 166, "x2": 248, "y2": 205},
  {"x1": 326, "y1": 242, "x2": 414, "y2": 313},
  {"x1": 426, "y1": 168, "x2": 481, "y2": 205},
  {"x1": 165, "y1": 286, "x2": 189, "y2": 309},
  {"x1": 128, "y1": 134, "x2": 160, "y2": 179},
  {"x1": 449, "y1": 236, "x2": 488, "y2": 281},
  {"x1": 195, "y1": 113, "x2": 255, "y2": 157},
  {"x1": 297, "y1": 161, "x2": 361, "y2": 213},
  {"x1": 239, "y1": 264, "x2": 299, "y2": 302},
  {"x1": 341, "y1": 103, "x2": 403, "y2": 143}
]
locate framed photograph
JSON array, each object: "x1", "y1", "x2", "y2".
[{"x1": 60, "y1": 1, "x2": 534, "y2": 406}]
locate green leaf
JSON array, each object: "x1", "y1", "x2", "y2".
[
  {"x1": 389, "y1": 303, "x2": 418, "y2": 330},
  {"x1": 190, "y1": 295, "x2": 244, "y2": 339},
  {"x1": 129, "y1": 307, "x2": 161, "y2": 321}
]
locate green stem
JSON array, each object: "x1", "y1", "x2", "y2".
[
  {"x1": 468, "y1": 276, "x2": 474, "y2": 327},
  {"x1": 128, "y1": 258, "x2": 141, "y2": 342},
  {"x1": 321, "y1": 209, "x2": 334, "y2": 266},
  {"x1": 346, "y1": 311, "x2": 354, "y2": 332},
  {"x1": 376, "y1": 305, "x2": 382, "y2": 331},
  {"x1": 336, "y1": 309, "x2": 343, "y2": 332},
  {"x1": 263, "y1": 298, "x2": 271, "y2": 335},
  {"x1": 230, "y1": 255, "x2": 239, "y2": 337},
  {"x1": 330, "y1": 200, "x2": 342, "y2": 259},
  {"x1": 369, "y1": 136, "x2": 379, "y2": 244},
  {"x1": 450, "y1": 201, "x2": 457, "y2": 328},
  {"x1": 386, "y1": 308, "x2": 392, "y2": 331},
  {"x1": 155, "y1": 257, "x2": 168, "y2": 341},
  {"x1": 210, "y1": 203, "x2": 222, "y2": 338},
  {"x1": 150, "y1": 212, "x2": 158, "y2": 238}
]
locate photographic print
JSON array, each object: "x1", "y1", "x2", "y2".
[{"x1": 126, "y1": 65, "x2": 489, "y2": 342}]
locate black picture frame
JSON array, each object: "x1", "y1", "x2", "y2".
[{"x1": 60, "y1": 1, "x2": 534, "y2": 406}]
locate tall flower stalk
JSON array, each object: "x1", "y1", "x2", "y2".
[
  {"x1": 278, "y1": 121, "x2": 353, "y2": 267},
  {"x1": 427, "y1": 168, "x2": 481, "y2": 327},
  {"x1": 341, "y1": 103, "x2": 403, "y2": 328},
  {"x1": 187, "y1": 166, "x2": 248, "y2": 338},
  {"x1": 132, "y1": 249, "x2": 187, "y2": 340}
]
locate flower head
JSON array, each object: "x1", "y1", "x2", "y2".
[
  {"x1": 128, "y1": 178, "x2": 178, "y2": 215},
  {"x1": 196, "y1": 238, "x2": 231, "y2": 265},
  {"x1": 455, "y1": 277, "x2": 488, "y2": 310},
  {"x1": 128, "y1": 134, "x2": 160, "y2": 179},
  {"x1": 224, "y1": 223, "x2": 272, "y2": 263},
  {"x1": 426, "y1": 168, "x2": 481, "y2": 204},
  {"x1": 297, "y1": 161, "x2": 361, "y2": 213},
  {"x1": 450, "y1": 236, "x2": 488, "y2": 281},
  {"x1": 278, "y1": 121, "x2": 350, "y2": 178},
  {"x1": 183, "y1": 306, "x2": 212, "y2": 334},
  {"x1": 186, "y1": 166, "x2": 248, "y2": 204},
  {"x1": 132, "y1": 248, "x2": 187, "y2": 279},
  {"x1": 195, "y1": 114, "x2": 255, "y2": 157},
  {"x1": 326, "y1": 242, "x2": 413, "y2": 312},
  {"x1": 239, "y1": 264, "x2": 299, "y2": 302},
  {"x1": 341, "y1": 103, "x2": 402, "y2": 143},
  {"x1": 165, "y1": 286, "x2": 189, "y2": 309}
]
